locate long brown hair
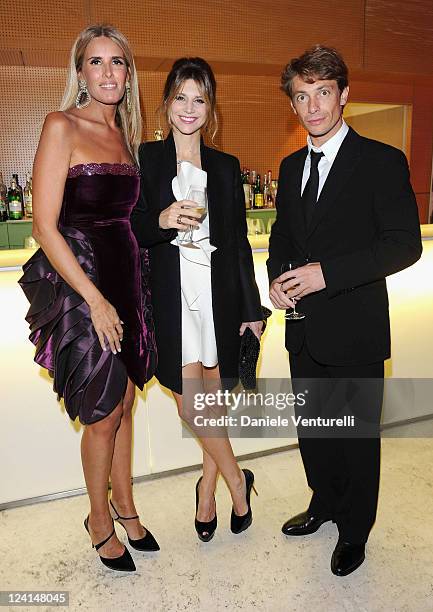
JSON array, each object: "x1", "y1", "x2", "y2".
[{"x1": 159, "y1": 57, "x2": 218, "y2": 143}]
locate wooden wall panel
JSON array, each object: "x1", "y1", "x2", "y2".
[
  {"x1": 0, "y1": 66, "x2": 303, "y2": 187},
  {"x1": 410, "y1": 86, "x2": 433, "y2": 194},
  {"x1": 416, "y1": 194, "x2": 431, "y2": 224},
  {"x1": 89, "y1": 0, "x2": 364, "y2": 67},
  {"x1": 0, "y1": 63, "x2": 430, "y2": 221},
  {"x1": 410, "y1": 85, "x2": 433, "y2": 223},
  {"x1": 140, "y1": 69, "x2": 305, "y2": 177},
  {"x1": 349, "y1": 79, "x2": 413, "y2": 105},
  {"x1": 0, "y1": 67, "x2": 67, "y2": 185},
  {"x1": 365, "y1": 0, "x2": 433, "y2": 74},
  {"x1": 22, "y1": 50, "x2": 70, "y2": 68},
  {"x1": 0, "y1": 49, "x2": 23, "y2": 66},
  {"x1": 1, "y1": 0, "x2": 432, "y2": 223},
  {"x1": 0, "y1": 1, "x2": 87, "y2": 51},
  {"x1": 1, "y1": 0, "x2": 364, "y2": 69}
]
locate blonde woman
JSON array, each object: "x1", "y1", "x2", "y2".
[{"x1": 19, "y1": 25, "x2": 158, "y2": 572}]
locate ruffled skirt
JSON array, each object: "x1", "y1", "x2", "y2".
[{"x1": 18, "y1": 226, "x2": 156, "y2": 424}]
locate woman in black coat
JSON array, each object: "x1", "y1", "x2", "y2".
[{"x1": 132, "y1": 58, "x2": 263, "y2": 541}]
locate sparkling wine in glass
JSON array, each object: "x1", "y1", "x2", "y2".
[
  {"x1": 180, "y1": 185, "x2": 208, "y2": 249},
  {"x1": 280, "y1": 260, "x2": 307, "y2": 321}
]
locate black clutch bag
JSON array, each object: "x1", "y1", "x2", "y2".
[{"x1": 239, "y1": 306, "x2": 272, "y2": 390}]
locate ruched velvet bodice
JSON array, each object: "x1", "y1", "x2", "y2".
[
  {"x1": 19, "y1": 163, "x2": 156, "y2": 424},
  {"x1": 61, "y1": 162, "x2": 140, "y2": 225}
]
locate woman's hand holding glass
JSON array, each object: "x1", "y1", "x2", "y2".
[
  {"x1": 178, "y1": 186, "x2": 208, "y2": 248},
  {"x1": 159, "y1": 200, "x2": 202, "y2": 230}
]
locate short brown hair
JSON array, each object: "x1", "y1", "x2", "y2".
[
  {"x1": 281, "y1": 45, "x2": 348, "y2": 99},
  {"x1": 159, "y1": 57, "x2": 218, "y2": 142}
]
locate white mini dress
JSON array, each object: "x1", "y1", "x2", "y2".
[{"x1": 171, "y1": 161, "x2": 218, "y2": 367}]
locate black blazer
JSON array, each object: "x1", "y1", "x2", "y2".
[
  {"x1": 267, "y1": 127, "x2": 422, "y2": 365},
  {"x1": 131, "y1": 133, "x2": 262, "y2": 393}
]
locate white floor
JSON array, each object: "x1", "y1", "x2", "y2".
[{"x1": 1, "y1": 437, "x2": 432, "y2": 612}]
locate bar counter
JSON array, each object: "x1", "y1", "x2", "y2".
[{"x1": 1, "y1": 229, "x2": 432, "y2": 507}]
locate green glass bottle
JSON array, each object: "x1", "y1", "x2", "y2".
[
  {"x1": 12, "y1": 173, "x2": 24, "y2": 211},
  {"x1": 8, "y1": 178, "x2": 23, "y2": 220}
]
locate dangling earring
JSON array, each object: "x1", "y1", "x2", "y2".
[
  {"x1": 125, "y1": 82, "x2": 131, "y2": 113},
  {"x1": 75, "y1": 79, "x2": 91, "y2": 109}
]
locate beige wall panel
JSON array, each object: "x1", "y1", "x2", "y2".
[
  {"x1": 365, "y1": 0, "x2": 433, "y2": 74},
  {"x1": 89, "y1": 0, "x2": 364, "y2": 68},
  {"x1": 0, "y1": 0, "x2": 88, "y2": 50},
  {"x1": 345, "y1": 106, "x2": 406, "y2": 151}
]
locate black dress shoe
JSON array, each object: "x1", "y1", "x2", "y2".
[
  {"x1": 331, "y1": 540, "x2": 365, "y2": 576},
  {"x1": 281, "y1": 510, "x2": 331, "y2": 536}
]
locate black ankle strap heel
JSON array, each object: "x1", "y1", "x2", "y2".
[
  {"x1": 109, "y1": 500, "x2": 160, "y2": 552},
  {"x1": 83, "y1": 515, "x2": 136, "y2": 572}
]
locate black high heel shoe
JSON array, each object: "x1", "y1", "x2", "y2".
[
  {"x1": 230, "y1": 468, "x2": 258, "y2": 534},
  {"x1": 109, "y1": 500, "x2": 160, "y2": 552},
  {"x1": 83, "y1": 515, "x2": 136, "y2": 572},
  {"x1": 195, "y1": 477, "x2": 217, "y2": 542}
]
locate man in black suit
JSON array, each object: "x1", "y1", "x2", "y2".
[{"x1": 267, "y1": 45, "x2": 422, "y2": 576}]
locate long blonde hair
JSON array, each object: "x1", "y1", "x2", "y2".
[{"x1": 60, "y1": 24, "x2": 142, "y2": 161}]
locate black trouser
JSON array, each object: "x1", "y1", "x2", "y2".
[{"x1": 289, "y1": 342, "x2": 384, "y2": 544}]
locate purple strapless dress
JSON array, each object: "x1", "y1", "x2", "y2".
[{"x1": 18, "y1": 163, "x2": 157, "y2": 424}]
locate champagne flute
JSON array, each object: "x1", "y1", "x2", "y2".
[
  {"x1": 280, "y1": 260, "x2": 307, "y2": 321},
  {"x1": 180, "y1": 185, "x2": 208, "y2": 249}
]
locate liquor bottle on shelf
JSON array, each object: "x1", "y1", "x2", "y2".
[
  {"x1": 0, "y1": 172, "x2": 8, "y2": 221},
  {"x1": 254, "y1": 174, "x2": 264, "y2": 208},
  {"x1": 270, "y1": 179, "x2": 278, "y2": 206},
  {"x1": 12, "y1": 173, "x2": 24, "y2": 211},
  {"x1": 265, "y1": 170, "x2": 274, "y2": 207},
  {"x1": 263, "y1": 172, "x2": 270, "y2": 208},
  {"x1": 249, "y1": 170, "x2": 256, "y2": 209},
  {"x1": 8, "y1": 177, "x2": 23, "y2": 220},
  {"x1": 23, "y1": 173, "x2": 33, "y2": 218},
  {"x1": 242, "y1": 168, "x2": 251, "y2": 209}
]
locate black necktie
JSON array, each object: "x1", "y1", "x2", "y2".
[{"x1": 303, "y1": 151, "x2": 324, "y2": 227}]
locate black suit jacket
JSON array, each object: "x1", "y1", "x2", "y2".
[
  {"x1": 131, "y1": 133, "x2": 262, "y2": 392},
  {"x1": 267, "y1": 127, "x2": 422, "y2": 365}
]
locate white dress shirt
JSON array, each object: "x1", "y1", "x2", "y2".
[{"x1": 301, "y1": 120, "x2": 349, "y2": 199}]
